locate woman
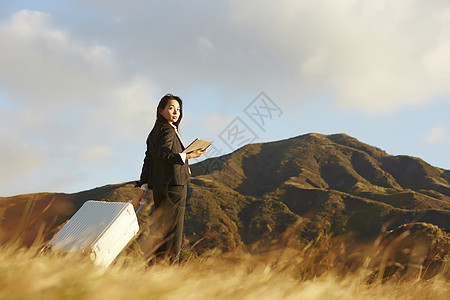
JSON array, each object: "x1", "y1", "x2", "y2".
[{"x1": 132, "y1": 93, "x2": 206, "y2": 263}]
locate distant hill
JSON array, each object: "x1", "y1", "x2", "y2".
[
  {"x1": 0, "y1": 183, "x2": 138, "y2": 246},
  {"x1": 1, "y1": 133, "x2": 449, "y2": 254}
]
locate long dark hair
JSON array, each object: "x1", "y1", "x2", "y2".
[{"x1": 156, "y1": 93, "x2": 183, "y2": 129}]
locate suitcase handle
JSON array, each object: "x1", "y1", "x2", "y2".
[
  {"x1": 128, "y1": 200, "x2": 147, "y2": 214},
  {"x1": 135, "y1": 201, "x2": 146, "y2": 214}
]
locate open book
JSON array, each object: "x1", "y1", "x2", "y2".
[{"x1": 182, "y1": 138, "x2": 213, "y2": 154}]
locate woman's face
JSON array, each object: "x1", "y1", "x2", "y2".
[{"x1": 159, "y1": 99, "x2": 180, "y2": 123}]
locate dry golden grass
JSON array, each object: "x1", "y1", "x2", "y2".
[
  {"x1": 0, "y1": 233, "x2": 448, "y2": 300},
  {"x1": 1, "y1": 201, "x2": 448, "y2": 299}
]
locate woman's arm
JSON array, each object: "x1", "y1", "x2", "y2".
[
  {"x1": 157, "y1": 124, "x2": 206, "y2": 163},
  {"x1": 157, "y1": 125, "x2": 186, "y2": 164}
]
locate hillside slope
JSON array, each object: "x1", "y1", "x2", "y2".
[
  {"x1": 186, "y1": 133, "x2": 449, "y2": 250},
  {"x1": 1, "y1": 133, "x2": 449, "y2": 254}
]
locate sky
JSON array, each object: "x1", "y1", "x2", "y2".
[{"x1": 0, "y1": 0, "x2": 449, "y2": 196}]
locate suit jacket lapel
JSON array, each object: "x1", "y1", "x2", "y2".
[
  {"x1": 169, "y1": 123, "x2": 190, "y2": 175},
  {"x1": 170, "y1": 124, "x2": 185, "y2": 151}
]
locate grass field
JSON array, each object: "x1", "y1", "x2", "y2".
[{"x1": 1, "y1": 233, "x2": 448, "y2": 300}]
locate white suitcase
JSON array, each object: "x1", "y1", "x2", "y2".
[{"x1": 47, "y1": 200, "x2": 143, "y2": 268}]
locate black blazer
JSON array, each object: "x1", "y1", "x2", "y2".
[{"x1": 137, "y1": 120, "x2": 190, "y2": 188}]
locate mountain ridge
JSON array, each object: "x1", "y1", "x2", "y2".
[{"x1": 1, "y1": 133, "x2": 449, "y2": 254}]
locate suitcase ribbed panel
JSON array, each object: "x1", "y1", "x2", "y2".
[
  {"x1": 91, "y1": 206, "x2": 139, "y2": 267},
  {"x1": 48, "y1": 201, "x2": 131, "y2": 252}
]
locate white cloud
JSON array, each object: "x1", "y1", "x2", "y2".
[
  {"x1": 0, "y1": 10, "x2": 159, "y2": 195},
  {"x1": 0, "y1": 131, "x2": 43, "y2": 183},
  {"x1": 0, "y1": 10, "x2": 120, "y2": 107},
  {"x1": 300, "y1": 47, "x2": 329, "y2": 77},
  {"x1": 64, "y1": 0, "x2": 450, "y2": 115},
  {"x1": 425, "y1": 121, "x2": 450, "y2": 145},
  {"x1": 197, "y1": 35, "x2": 215, "y2": 56},
  {"x1": 78, "y1": 145, "x2": 114, "y2": 164},
  {"x1": 423, "y1": 39, "x2": 450, "y2": 88},
  {"x1": 228, "y1": 0, "x2": 450, "y2": 113}
]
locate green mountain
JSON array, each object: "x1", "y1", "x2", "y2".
[
  {"x1": 186, "y1": 133, "x2": 450, "y2": 250},
  {"x1": 1, "y1": 133, "x2": 449, "y2": 254}
]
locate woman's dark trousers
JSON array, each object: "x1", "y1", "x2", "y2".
[{"x1": 151, "y1": 184, "x2": 187, "y2": 263}]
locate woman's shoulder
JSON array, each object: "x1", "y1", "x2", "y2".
[
  {"x1": 159, "y1": 122, "x2": 174, "y2": 132},
  {"x1": 151, "y1": 121, "x2": 175, "y2": 136}
]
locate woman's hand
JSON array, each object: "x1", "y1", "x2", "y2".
[
  {"x1": 131, "y1": 189, "x2": 145, "y2": 208},
  {"x1": 186, "y1": 148, "x2": 207, "y2": 160}
]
